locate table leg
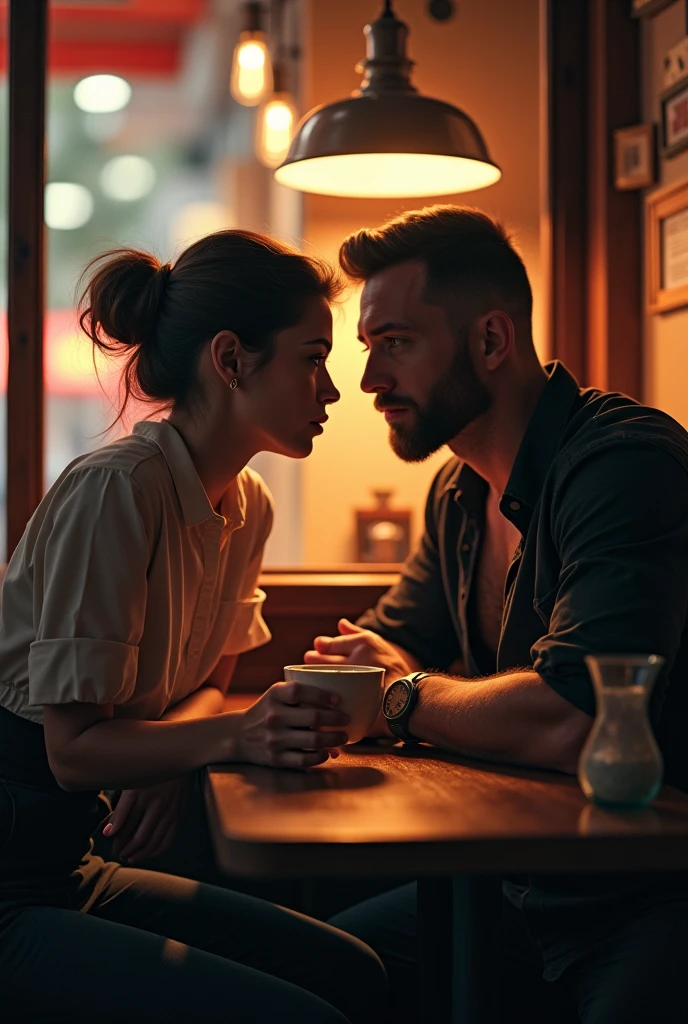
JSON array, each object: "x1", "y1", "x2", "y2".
[
  {"x1": 452, "y1": 875, "x2": 502, "y2": 1024},
  {"x1": 417, "y1": 877, "x2": 453, "y2": 1023}
]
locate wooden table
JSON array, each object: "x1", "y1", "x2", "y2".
[{"x1": 205, "y1": 741, "x2": 688, "y2": 1023}]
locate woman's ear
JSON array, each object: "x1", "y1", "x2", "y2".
[{"x1": 210, "y1": 330, "x2": 242, "y2": 387}]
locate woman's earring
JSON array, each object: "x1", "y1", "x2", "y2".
[{"x1": 230, "y1": 378, "x2": 238, "y2": 390}]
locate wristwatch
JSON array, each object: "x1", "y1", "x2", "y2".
[{"x1": 383, "y1": 671, "x2": 432, "y2": 743}]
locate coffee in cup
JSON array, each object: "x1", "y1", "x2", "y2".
[{"x1": 283, "y1": 664, "x2": 384, "y2": 744}]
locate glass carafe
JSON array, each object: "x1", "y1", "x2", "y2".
[{"x1": 578, "y1": 654, "x2": 664, "y2": 808}]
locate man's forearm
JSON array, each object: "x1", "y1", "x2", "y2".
[{"x1": 410, "y1": 670, "x2": 592, "y2": 774}]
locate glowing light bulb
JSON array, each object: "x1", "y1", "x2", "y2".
[
  {"x1": 230, "y1": 31, "x2": 273, "y2": 106},
  {"x1": 44, "y1": 182, "x2": 94, "y2": 230},
  {"x1": 256, "y1": 92, "x2": 298, "y2": 168},
  {"x1": 100, "y1": 155, "x2": 156, "y2": 202},
  {"x1": 73, "y1": 74, "x2": 131, "y2": 114}
]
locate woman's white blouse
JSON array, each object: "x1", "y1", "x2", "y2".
[{"x1": 0, "y1": 420, "x2": 273, "y2": 724}]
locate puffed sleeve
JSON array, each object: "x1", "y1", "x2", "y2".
[
  {"x1": 220, "y1": 473, "x2": 273, "y2": 655},
  {"x1": 27, "y1": 467, "x2": 152, "y2": 707}
]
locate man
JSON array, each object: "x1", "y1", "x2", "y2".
[{"x1": 306, "y1": 205, "x2": 688, "y2": 1023}]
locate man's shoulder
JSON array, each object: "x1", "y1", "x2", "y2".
[{"x1": 561, "y1": 388, "x2": 688, "y2": 473}]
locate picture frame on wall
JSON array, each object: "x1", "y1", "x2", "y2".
[
  {"x1": 631, "y1": 0, "x2": 675, "y2": 17},
  {"x1": 614, "y1": 124, "x2": 656, "y2": 190},
  {"x1": 661, "y1": 75, "x2": 688, "y2": 158},
  {"x1": 645, "y1": 177, "x2": 688, "y2": 313}
]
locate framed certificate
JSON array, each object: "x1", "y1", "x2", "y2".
[{"x1": 645, "y1": 177, "x2": 688, "y2": 313}]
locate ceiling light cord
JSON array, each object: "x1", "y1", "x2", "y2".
[{"x1": 383, "y1": 1, "x2": 395, "y2": 16}]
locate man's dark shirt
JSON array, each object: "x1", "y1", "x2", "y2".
[{"x1": 358, "y1": 361, "x2": 688, "y2": 979}]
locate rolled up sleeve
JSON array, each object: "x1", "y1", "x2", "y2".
[
  {"x1": 532, "y1": 442, "x2": 688, "y2": 721},
  {"x1": 28, "y1": 467, "x2": 151, "y2": 707}
]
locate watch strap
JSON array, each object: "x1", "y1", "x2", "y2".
[{"x1": 386, "y1": 671, "x2": 432, "y2": 743}]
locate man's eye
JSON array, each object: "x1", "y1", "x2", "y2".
[
  {"x1": 387, "y1": 337, "x2": 406, "y2": 349},
  {"x1": 310, "y1": 355, "x2": 326, "y2": 366}
]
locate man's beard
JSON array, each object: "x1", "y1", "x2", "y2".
[{"x1": 380, "y1": 334, "x2": 492, "y2": 463}]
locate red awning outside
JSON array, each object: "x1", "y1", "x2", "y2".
[{"x1": 0, "y1": 0, "x2": 209, "y2": 76}]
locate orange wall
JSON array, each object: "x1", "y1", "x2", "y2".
[
  {"x1": 300, "y1": 0, "x2": 543, "y2": 563},
  {"x1": 642, "y1": 3, "x2": 688, "y2": 426}
]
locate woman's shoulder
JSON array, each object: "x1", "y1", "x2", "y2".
[
  {"x1": 75, "y1": 431, "x2": 165, "y2": 477},
  {"x1": 47, "y1": 433, "x2": 169, "y2": 523}
]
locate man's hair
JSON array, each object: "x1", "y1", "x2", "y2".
[{"x1": 339, "y1": 205, "x2": 533, "y2": 326}]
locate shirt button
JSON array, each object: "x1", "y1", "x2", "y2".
[{"x1": 509, "y1": 501, "x2": 521, "y2": 511}]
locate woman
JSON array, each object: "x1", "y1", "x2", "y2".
[{"x1": 0, "y1": 231, "x2": 386, "y2": 1023}]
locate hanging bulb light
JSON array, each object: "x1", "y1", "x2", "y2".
[
  {"x1": 275, "y1": 0, "x2": 501, "y2": 198},
  {"x1": 230, "y1": 1, "x2": 273, "y2": 107},
  {"x1": 256, "y1": 64, "x2": 299, "y2": 168}
]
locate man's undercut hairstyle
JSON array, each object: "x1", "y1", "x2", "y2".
[{"x1": 339, "y1": 205, "x2": 533, "y2": 328}]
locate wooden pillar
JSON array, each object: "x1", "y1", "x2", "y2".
[
  {"x1": 546, "y1": 0, "x2": 588, "y2": 383},
  {"x1": 586, "y1": 0, "x2": 642, "y2": 399},
  {"x1": 7, "y1": 0, "x2": 47, "y2": 555},
  {"x1": 547, "y1": 0, "x2": 642, "y2": 398}
]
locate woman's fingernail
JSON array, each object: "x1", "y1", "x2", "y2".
[{"x1": 103, "y1": 823, "x2": 113, "y2": 836}]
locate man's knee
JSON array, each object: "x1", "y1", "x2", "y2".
[{"x1": 570, "y1": 900, "x2": 688, "y2": 1024}]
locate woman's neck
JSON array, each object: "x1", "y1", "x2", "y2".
[{"x1": 166, "y1": 408, "x2": 256, "y2": 510}]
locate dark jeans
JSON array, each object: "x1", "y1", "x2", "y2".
[
  {"x1": 0, "y1": 708, "x2": 387, "y2": 1023},
  {"x1": 330, "y1": 882, "x2": 688, "y2": 1024}
]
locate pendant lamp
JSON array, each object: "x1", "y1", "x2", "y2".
[
  {"x1": 274, "y1": 0, "x2": 501, "y2": 199},
  {"x1": 230, "y1": 1, "x2": 273, "y2": 107}
]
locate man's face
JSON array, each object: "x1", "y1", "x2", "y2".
[{"x1": 358, "y1": 260, "x2": 491, "y2": 462}]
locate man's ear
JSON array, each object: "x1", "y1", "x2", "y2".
[
  {"x1": 210, "y1": 330, "x2": 242, "y2": 387},
  {"x1": 478, "y1": 310, "x2": 514, "y2": 369}
]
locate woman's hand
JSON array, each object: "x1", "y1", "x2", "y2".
[
  {"x1": 102, "y1": 775, "x2": 192, "y2": 864},
  {"x1": 235, "y1": 681, "x2": 350, "y2": 769}
]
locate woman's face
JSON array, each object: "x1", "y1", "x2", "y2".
[{"x1": 240, "y1": 295, "x2": 340, "y2": 459}]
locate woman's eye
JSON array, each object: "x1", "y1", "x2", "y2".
[{"x1": 310, "y1": 354, "x2": 327, "y2": 366}]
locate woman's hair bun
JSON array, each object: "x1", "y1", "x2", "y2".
[{"x1": 77, "y1": 248, "x2": 171, "y2": 356}]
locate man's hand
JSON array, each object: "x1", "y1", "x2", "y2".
[
  {"x1": 304, "y1": 618, "x2": 414, "y2": 682},
  {"x1": 304, "y1": 620, "x2": 418, "y2": 739},
  {"x1": 103, "y1": 775, "x2": 192, "y2": 864}
]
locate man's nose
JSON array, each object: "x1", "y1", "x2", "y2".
[{"x1": 360, "y1": 354, "x2": 394, "y2": 394}]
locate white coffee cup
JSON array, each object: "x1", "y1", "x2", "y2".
[{"x1": 283, "y1": 664, "x2": 385, "y2": 744}]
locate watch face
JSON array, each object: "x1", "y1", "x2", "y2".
[{"x1": 383, "y1": 680, "x2": 410, "y2": 719}]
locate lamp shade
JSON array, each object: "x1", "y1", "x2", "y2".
[{"x1": 274, "y1": 3, "x2": 500, "y2": 198}]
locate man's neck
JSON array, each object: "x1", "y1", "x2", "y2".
[{"x1": 449, "y1": 365, "x2": 547, "y2": 496}]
